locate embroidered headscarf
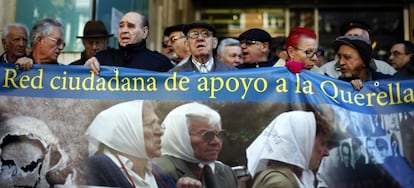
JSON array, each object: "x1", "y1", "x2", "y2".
[{"x1": 246, "y1": 111, "x2": 316, "y2": 186}]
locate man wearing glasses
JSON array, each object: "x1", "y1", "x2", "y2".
[
  {"x1": 9, "y1": 18, "x2": 66, "y2": 67},
  {"x1": 169, "y1": 21, "x2": 236, "y2": 72},
  {"x1": 236, "y1": 28, "x2": 276, "y2": 69},
  {"x1": 154, "y1": 102, "x2": 238, "y2": 188},
  {"x1": 163, "y1": 24, "x2": 191, "y2": 66},
  {"x1": 29, "y1": 18, "x2": 65, "y2": 64}
]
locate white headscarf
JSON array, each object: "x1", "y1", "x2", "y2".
[
  {"x1": 86, "y1": 100, "x2": 147, "y2": 159},
  {"x1": 161, "y1": 102, "x2": 221, "y2": 163},
  {"x1": 246, "y1": 111, "x2": 316, "y2": 187}
]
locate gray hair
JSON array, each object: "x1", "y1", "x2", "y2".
[
  {"x1": 217, "y1": 38, "x2": 241, "y2": 55},
  {"x1": 30, "y1": 18, "x2": 63, "y2": 47},
  {"x1": 1, "y1": 22, "x2": 29, "y2": 40},
  {"x1": 185, "y1": 103, "x2": 221, "y2": 128}
]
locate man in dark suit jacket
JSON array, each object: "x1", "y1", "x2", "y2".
[{"x1": 169, "y1": 21, "x2": 236, "y2": 72}]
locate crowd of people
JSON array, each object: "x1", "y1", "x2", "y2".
[
  {"x1": 1, "y1": 10, "x2": 412, "y2": 188},
  {"x1": 2, "y1": 11, "x2": 413, "y2": 79}
]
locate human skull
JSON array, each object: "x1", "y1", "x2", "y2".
[{"x1": 0, "y1": 115, "x2": 68, "y2": 187}]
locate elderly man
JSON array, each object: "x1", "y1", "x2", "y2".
[
  {"x1": 169, "y1": 21, "x2": 236, "y2": 72},
  {"x1": 70, "y1": 20, "x2": 113, "y2": 65},
  {"x1": 333, "y1": 35, "x2": 392, "y2": 90},
  {"x1": 320, "y1": 20, "x2": 396, "y2": 78},
  {"x1": 163, "y1": 24, "x2": 191, "y2": 65},
  {"x1": 216, "y1": 38, "x2": 243, "y2": 66},
  {"x1": 1, "y1": 22, "x2": 29, "y2": 63},
  {"x1": 85, "y1": 11, "x2": 173, "y2": 73},
  {"x1": 154, "y1": 102, "x2": 238, "y2": 188},
  {"x1": 236, "y1": 28, "x2": 276, "y2": 69},
  {"x1": 3, "y1": 19, "x2": 64, "y2": 69},
  {"x1": 30, "y1": 18, "x2": 65, "y2": 64},
  {"x1": 389, "y1": 41, "x2": 414, "y2": 77}
]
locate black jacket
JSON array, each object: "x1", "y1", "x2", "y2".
[
  {"x1": 394, "y1": 61, "x2": 414, "y2": 78},
  {"x1": 95, "y1": 40, "x2": 174, "y2": 72}
]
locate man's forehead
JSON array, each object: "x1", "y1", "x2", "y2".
[
  {"x1": 84, "y1": 38, "x2": 108, "y2": 42},
  {"x1": 391, "y1": 43, "x2": 404, "y2": 50},
  {"x1": 121, "y1": 13, "x2": 141, "y2": 24}
]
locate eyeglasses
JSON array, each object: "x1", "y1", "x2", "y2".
[
  {"x1": 47, "y1": 36, "x2": 66, "y2": 48},
  {"x1": 187, "y1": 30, "x2": 213, "y2": 39},
  {"x1": 294, "y1": 47, "x2": 318, "y2": 58},
  {"x1": 191, "y1": 130, "x2": 226, "y2": 142},
  {"x1": 170, "y1": 35, "x2": 186, "y2": 43},
  {"x1": 240, "y1": 39, "x2": 263, "y2": 46}
]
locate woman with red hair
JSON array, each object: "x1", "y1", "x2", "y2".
[{"x1": 275, "y1": 27, "x2": 322, "y2": 73}]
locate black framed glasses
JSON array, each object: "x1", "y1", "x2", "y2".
[
  {"x1": 47, "y1": 36, "x2": 66, "y2": 48},
  {"x1": 294, "y1": 47, "x2": 318, "y2": 58},
  {"x1": 187, "y1": 30, "x2": 213, "y2": 39},
  {"x1": 239, "y1": 39, "x2": 263, "y2": 46},
  {"x1": 191, "y1": 130, "x2": 227, "y2": 142}
]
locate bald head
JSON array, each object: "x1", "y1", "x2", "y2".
[
  {"x1": 117, "y1": 11, "x2": 149, "y2": 47},
  {"x1": 344, "y1": 28, "x2": 371, "y2": 44}
]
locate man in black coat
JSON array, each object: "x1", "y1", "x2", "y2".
[{"x1": 85, "y1": 12, "x2": 173, "y2": 73}]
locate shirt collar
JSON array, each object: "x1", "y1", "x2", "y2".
[
  {"x1": 103, "y1": 149, "x2": 156, "y2": 187},
  {"x1": 198, "y1": 162, "x2": 216, "y2": 174},
  {"x1": 191, "y1": 56, "x2": 214, "y2": 72}
]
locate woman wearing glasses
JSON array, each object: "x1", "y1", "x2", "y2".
[
  {"x1": 275, "y1": 27, "x2": 324, "y2": 74},
  {"x1": 154, "y1": 102, "x2": 238, "y2": 188}
]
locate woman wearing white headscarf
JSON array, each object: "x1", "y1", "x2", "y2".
[
  {"x1": 246, "y1": 111, "x2": 330, "y2": 188},
  {"x1": 154, "y1": 102, "x2": 238, "y2": 188},
  {"x1": 84, "y1": 100, "x2": 176, "y2": 188}
]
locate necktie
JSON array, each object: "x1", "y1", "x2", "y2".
[
  {"x1": 200, "y1": 64, "x2": 208, "y2": 73},
  {"x1": 203, "y1": 165, "x2": 218, "y2": 188}
]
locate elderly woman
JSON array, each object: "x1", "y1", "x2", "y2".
[
  {"x1": 84, "y1": 100, "x2": 176, "y2": 188},
  {"x1": 154, "y1": 102, "x2": 238, "y2": 188},
  {"x1": 246, "y1": 111, "x2": 331, "y2": 188}
]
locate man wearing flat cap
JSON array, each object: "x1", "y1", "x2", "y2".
[
  {"x1": 320, "y1": 20, "x2": 395, "y2": 78},
  {"x1": 163, "y1": 24, "x2": 191, "y2": 65},
  {"x1": 333, "y1": 35, "x2": 391, "y2": 90},
  {"x1": 169, "y1": 21, "x2": 236, "y2": 72},
  {"x1": 70, "y1": 20, "x2": 113, "y2": 65},
  {"x1": 236, "y1": 28, "x2": 277, "y2": 69}
]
